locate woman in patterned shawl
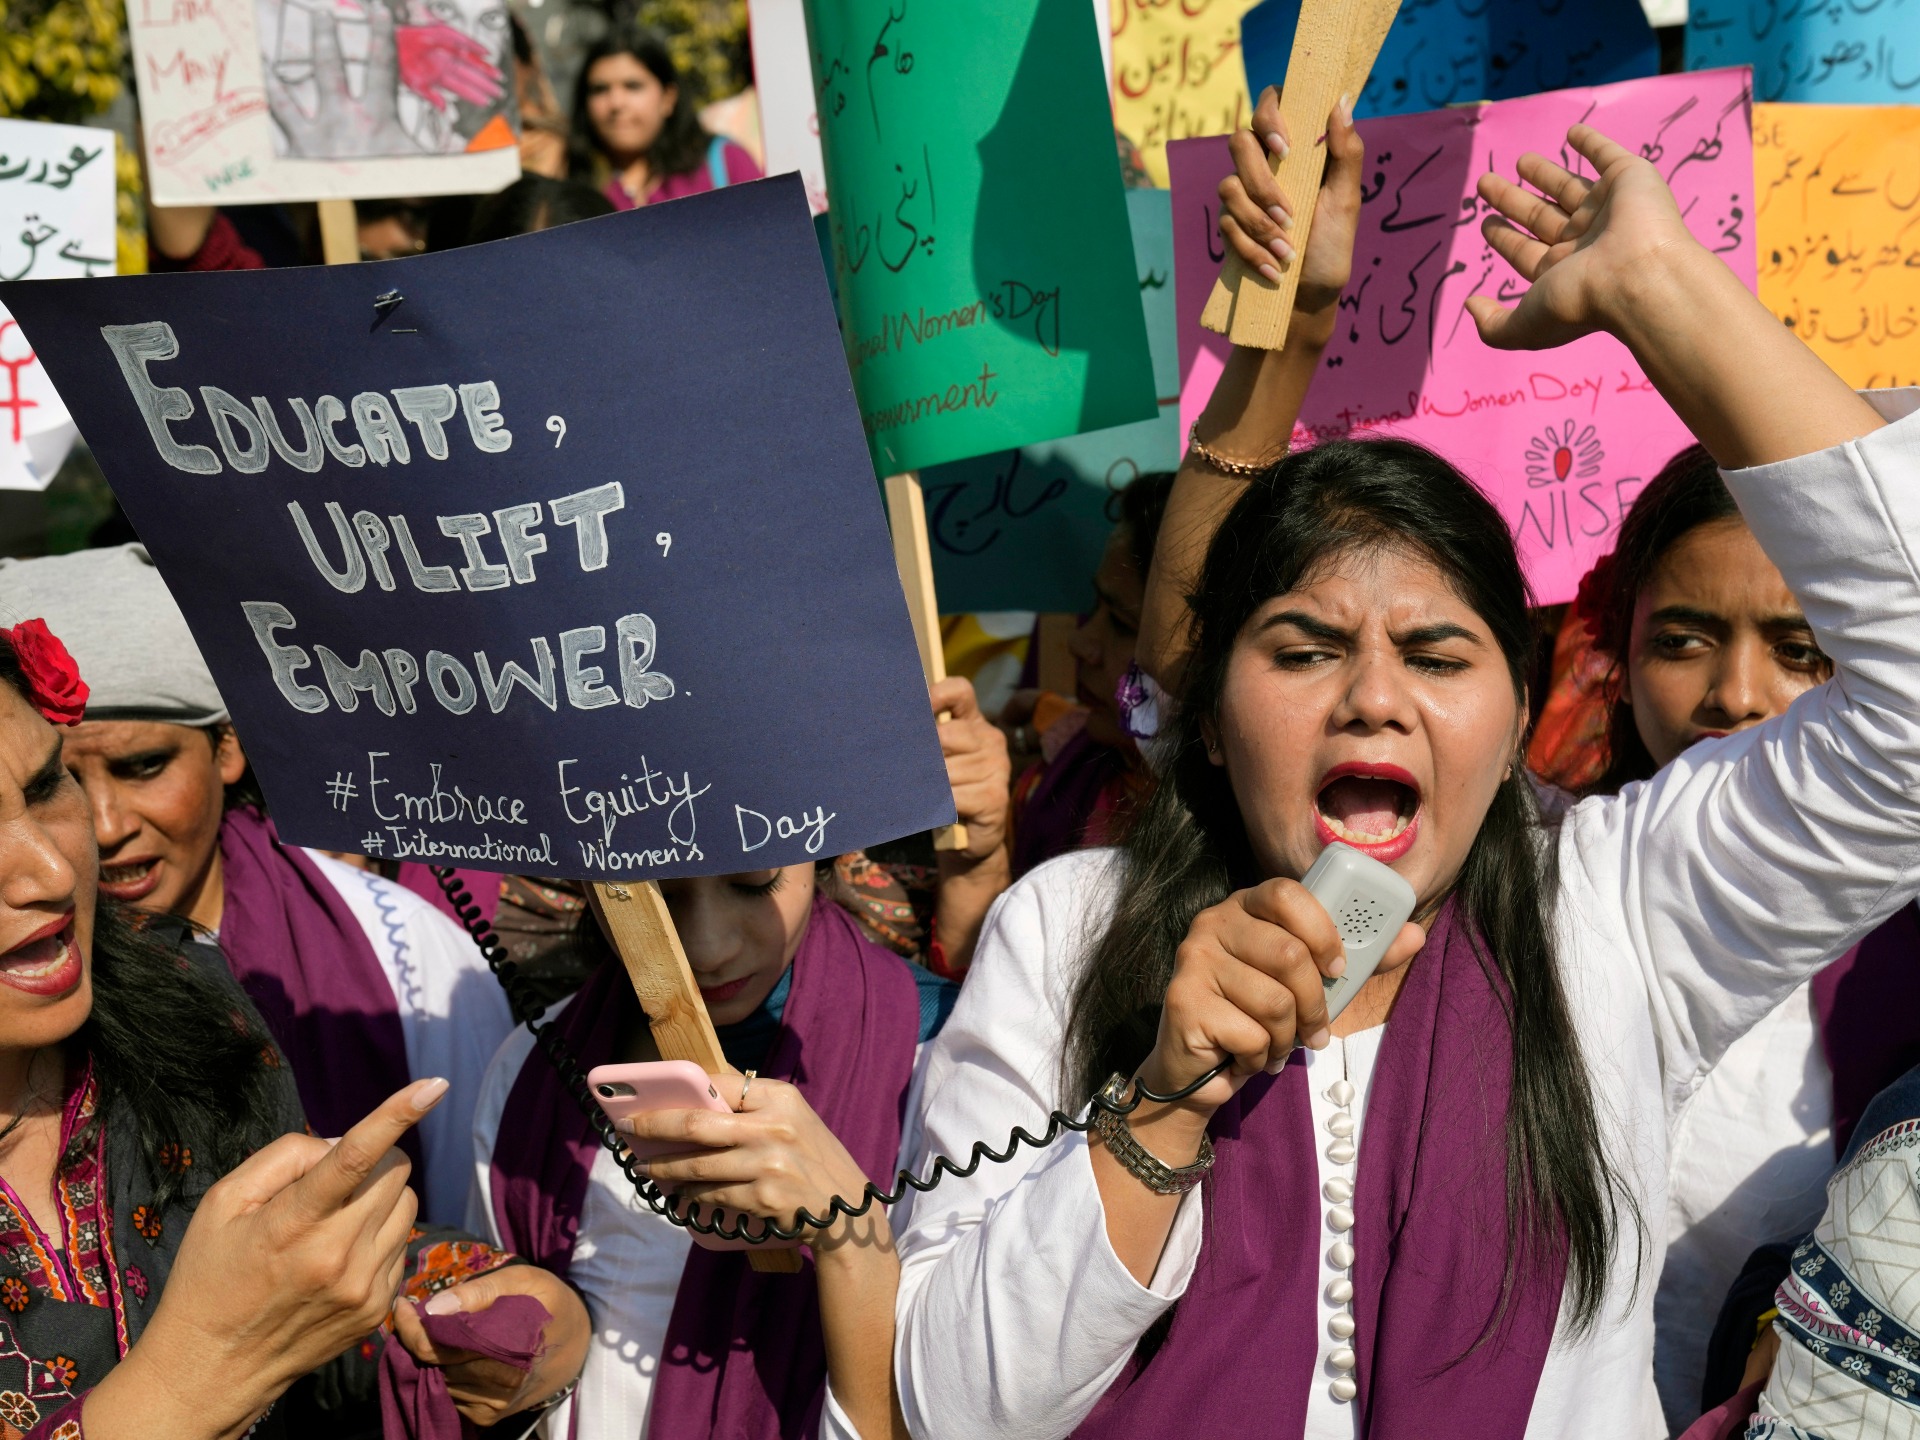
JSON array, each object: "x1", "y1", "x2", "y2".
[{"x1": 0, "y1": 618, "x2": 588, "y2": 1436}]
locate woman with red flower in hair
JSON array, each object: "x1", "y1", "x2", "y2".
[
  {"x1": 0, "y1": 615, "x2": 588, "y2": 1436},
  {"x1": 0, "y1": 545, "x2": 514, "y2": 1234}
]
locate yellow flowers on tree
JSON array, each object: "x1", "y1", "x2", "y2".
[{"x1": 0, "y1": 0, "x2": 124, "y2": 123}]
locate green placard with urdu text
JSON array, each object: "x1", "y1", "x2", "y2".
[{"x1": 803, "y1": 0, "x2": 1159, "y2": 473}]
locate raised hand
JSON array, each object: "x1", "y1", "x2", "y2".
[
  {"x1": 1468, "y1": 122, "x2": 1882, "y2": 466},
  {"x1": 1466, "y1": 124, "x2": 1700, "y2": 352},
  {"x1": 1216, "y1": 86, "x2": 1365, "y2": 332}
]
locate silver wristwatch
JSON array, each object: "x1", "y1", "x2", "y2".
[{"x1": 1090, "y1": 1072, "x2": 1215, "y2": 1195}]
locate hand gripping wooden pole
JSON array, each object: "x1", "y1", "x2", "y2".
[
  {"x1": 884, "y1": 472, "x2": 969, "y2": 853},
  {"x1": 1198, "y1": 0, "x2": 1400, "y2": 349},
  {"x1": 587, "y1": 881, "x2": 804, "y2": 1273}
]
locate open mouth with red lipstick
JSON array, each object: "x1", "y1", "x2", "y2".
[
  {"x1": 0, "y1": 913, "x2": 81, "y2": 997},
  {"x1": 1313, "y1": 762, "x2": 1422, "y2": 864},
  {"x1": 97, "y1": 858, "x2": 163, "y2": 903}
]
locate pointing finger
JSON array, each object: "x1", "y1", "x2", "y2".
[{"x1": 289, "y1": 1078, "x2": 444, "y2": 1219}]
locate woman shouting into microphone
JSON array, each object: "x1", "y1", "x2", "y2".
[
  {"x1": 0, "y1": 617, "x2": 586, "y2": 1436},
  {"x1": 892, "y1": 90, "x2": 1920, "y2": 1440}
]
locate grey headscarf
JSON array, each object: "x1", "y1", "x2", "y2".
[{"x1": 0, "y1": 543, "x2": 228, "y2": 726}]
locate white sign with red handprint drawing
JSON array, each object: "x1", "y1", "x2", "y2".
[{"x1": 130, "y1": 0, "x2": 518, "y2": 204}]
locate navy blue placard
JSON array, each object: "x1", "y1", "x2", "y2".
[
  {"x1": 1243, "y1": 0, "x2": 1659, "y2": 119},
  {"x1": 1, "y1": 175, "x2": 956, "y2": 879}
]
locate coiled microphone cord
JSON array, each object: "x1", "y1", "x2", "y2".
[{"x1": 431, "y1": 866, "x2": 1228, "y2": 1246}]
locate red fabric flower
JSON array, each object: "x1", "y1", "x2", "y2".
[{"x1": 3, "y1": 621, "x2": 87, "y2": 726}]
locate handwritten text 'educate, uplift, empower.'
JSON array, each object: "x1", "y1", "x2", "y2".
[{"x1": 105, "y1": 320, "x2": 675, "y2": 721}]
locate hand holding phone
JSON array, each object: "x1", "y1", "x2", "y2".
[
  {"x1": 590, "y1": 1060, "x2": 798, "y2": 1251},
  {"x1": 588, "y1": 1060, "x2": 732, "y2": 1162}
]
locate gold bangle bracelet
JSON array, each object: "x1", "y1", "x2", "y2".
[{"x1": 1187, "y1": 423, "x2": 1280, "y2": 478}]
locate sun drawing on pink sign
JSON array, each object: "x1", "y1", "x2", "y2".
[{"x1": 1524, "y1": 421, "x2": 1605, "y2": 488}]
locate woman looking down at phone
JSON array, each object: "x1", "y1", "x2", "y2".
[
  {"x1": 890, "y1": 87, "x2": 1915, "y2": 1439},
  {"x1": 0, "y1": 619, "x2": 587, "y2": 1436},
  {"x1": 471, "y1": 682, "x2": 1000, "y2": 1440}
]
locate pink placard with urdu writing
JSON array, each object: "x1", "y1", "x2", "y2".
[{"x1": 1169, "y1": 67, "x2": 1757, "y2": 605}]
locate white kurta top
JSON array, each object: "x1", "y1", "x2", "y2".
[
  {"x1": 304, "y1": 852, "x2": 515, "y2": 1226},
  {"x1": 1655, "y1": 980, "x2": 1834, "y2": 1429},
  {"x1": 892, "y1": 391, "x2": 1920, "y2": 1440}
]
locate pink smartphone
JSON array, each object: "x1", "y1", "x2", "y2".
[
  {"x1": 586, "y1": 1060, "x2": 788, "y2": 1253},
  {"x1": 587, "y1": 1059, "x2": 730, "y2": 1161}
]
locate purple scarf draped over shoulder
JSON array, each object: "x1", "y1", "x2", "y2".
[
  {"x1": 217, "y1": 807, "x2": 416, "y2": 1157},
  {"x1": 490, "y1": 893, "x2": 921, "y2": 1439},
  {"x1": 1075, "y1": 901, "x2": 1567, "y2": 1440},
  {"x1": 1815, "y1": 902, "x2": 1920, "y2": 1155}
]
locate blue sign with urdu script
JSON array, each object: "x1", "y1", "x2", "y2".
[
  {"x1": 1, "y1": 175, "x2": 955, "y2": 879},
  {"x1": 1242, "y1": 0, "x2": 1658, "y2": 118}
]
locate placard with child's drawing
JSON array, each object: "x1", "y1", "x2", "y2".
[
  {"x1": 1753, "y1": 102, "x2": 1920, "y2": 391},
  {"x1": 1, "y1": 177, "x2": 956, "y2": 878},
  {"x1": 1168, "y1": 68, "x2": 1756, "y2": 607},
  {"x1": 131, "y1": 0, "x2": 518, "y2": 206},
  {"x1": 803, "y1": 0, "x2": 1157, "y2": 473},
  {"x1": 1240, "y1": 0, "x2": 1657, "y2": 118},
  {"x1": 0, "y1": 119, "x2": 115, "y2": 493},
  {"x1": 1687, "y1": 0, "x2": 1920, "y2": 103},
  {"x1": 923, "y1": 189, "x2": 1179, "y2": 613}
]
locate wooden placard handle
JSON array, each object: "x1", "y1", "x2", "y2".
[
  {"x1": 884, "y1": 472, "x2": 969, "y2": 853},
  {"x1": 587, "y1": 881, "x2": 803, "y2": 1273},
  {"x1": 317, "y1": 198, "x2": 359, "y2": 266},
  {"x1": 1198, "y1": 0, "x2": 1400, "y2": 349}
]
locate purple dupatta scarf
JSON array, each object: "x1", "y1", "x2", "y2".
[
  {"x1": 1814, "y1": 902, "x2": 1920, "y2": 1155},
  {"x1": 1075, "y1": 901, "x2": 1568, "y2": 1439},
  {"x1": 217, "y1": 807, "x2": 416, "y2": 1159},
  {"x1": 490, "y1": 893, "x2": 921, "y2": 1439}
]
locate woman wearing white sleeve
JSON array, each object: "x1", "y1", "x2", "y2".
[{"x1": 891, "y1": 93, "x2": 1911, "y2": 1440}]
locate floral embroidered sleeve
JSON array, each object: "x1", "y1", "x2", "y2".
[{"x1": 18, "y1": 1393, "x2": 87, "y2": 1438}]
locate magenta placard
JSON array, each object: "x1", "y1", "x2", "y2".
[{"x1": 1169, "y1": 68, "x2": 1757, "y2": 605}]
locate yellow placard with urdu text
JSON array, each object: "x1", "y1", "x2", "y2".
[
  {"x1": 1110, "y1": 0, "x2": 1258, "y2": 186},
  {"x1": 1754, "y1": 102, "x2": 1920, "y2": 391}
]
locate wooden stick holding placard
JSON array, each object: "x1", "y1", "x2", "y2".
[
  {"x1": 586, "y1": 882, "x2": 804, "y2": 1274},
  {"x1": 883, "y1": 472, "x2": 969, "y2": 853},
  {"x1": 317, "y1": 199, "x2": 359, "y2": 266},
  {"x1": 1198, "y1": 0, "x2": 1399, "y2": 349}
]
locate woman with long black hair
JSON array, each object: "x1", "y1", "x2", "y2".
[
  {"x1": 889, "y1": 88, "x2": 1916, "y2": 1439},
  {"x1": 0, "y1": 618, "x2": 588, "y2": 1434}
]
